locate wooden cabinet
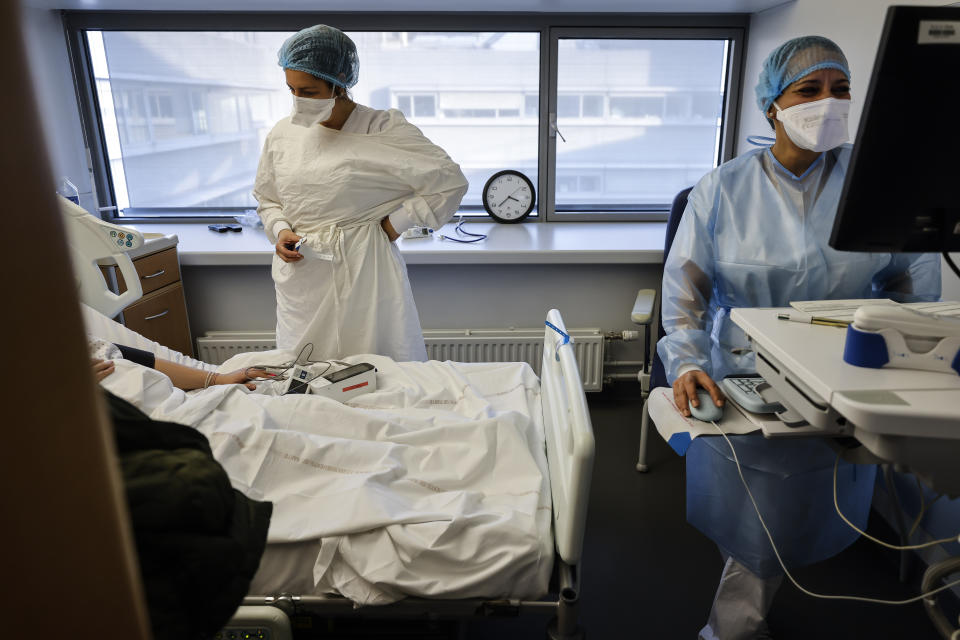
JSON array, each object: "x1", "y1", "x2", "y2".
[
  {"x1": 115, "y1": 247, "x2": 180, "y2": 295},
  {"x1": 103, "y1": 243, "x2": 195, "y2": 357}
]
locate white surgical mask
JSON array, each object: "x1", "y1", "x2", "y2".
[
  {"x1": 774, "y1": 96, "x2": 850, "y2": 152},
  {"x1": 290, "y1": 95, "x2": 336, "y2": 128}
]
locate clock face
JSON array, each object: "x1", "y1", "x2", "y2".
[{"x1": 482, "y1": 171, "x2": 535, "y2": 223}]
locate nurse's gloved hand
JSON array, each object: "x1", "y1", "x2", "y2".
[
  {"x1": 276, "y1": 229, "x2": 304, "y2": 263},
  {"x1": 673, "y1": 370, "x2": 724, "y2": 417}
]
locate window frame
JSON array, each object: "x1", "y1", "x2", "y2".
[
  {"x1": 546, "y1": 27, "x2": 746, "y2": 222},
  {"x1": 64, "y1": 11, "x2": 747, "y2": 224}
]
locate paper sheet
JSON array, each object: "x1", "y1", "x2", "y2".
[
  {"x1": 903, "y1": 301, "x2": 960, "y2": 317},
  {"x1": 646, "y1": 387, "x2": 761, "y2": 456},
  {"x1": 790, "y1": 299, "x2": 960, "y2": 323},
  {"x1": 789, "y1": 299, "x2": 896, "y2": 323}
]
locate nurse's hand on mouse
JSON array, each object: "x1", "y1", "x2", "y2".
[
  {"x1": 276, "y1": 229, "x2": 304, "y2": 262},
  {"x1": 673, "y1": 369, "x2": 724, "y2": 417}
]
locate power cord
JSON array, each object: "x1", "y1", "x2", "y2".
[
  {"x1": 437, "y1": 214, "x2": 487, "y2": 244},
  {"x1": 944, "y1": 252, "x2": 960, "y2": 280},
  {"x1": 709, "y1": 420, "x2": 960, "y2": 606},
  {"x1": 909, "y1": 477, "x2": 943, "y2": 540},
  {"x1": 831, "y1": 457, "x2": 958, "y2": 551},
  {"x1": 246, "y1": 342, "x2": 336, "y2": 385}
]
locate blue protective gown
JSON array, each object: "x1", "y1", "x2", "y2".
[{"x1": 657, "y1": 144, "x2": 941, "y2": 578}]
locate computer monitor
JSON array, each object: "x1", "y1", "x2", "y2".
[{"x1": 830, "y1": 5, "x2": 960, "y2": 253}]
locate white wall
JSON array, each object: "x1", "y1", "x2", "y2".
[
  {"x1": 180, "y1": 263, "x2": 658, "y2": 363},
  {"x1": 738, "y1": 0, "x2": 960, "y2": 300}
]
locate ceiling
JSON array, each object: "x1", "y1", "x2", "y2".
[{"x1": 23, "y1": 0, "x2": 791, "y2": 13}]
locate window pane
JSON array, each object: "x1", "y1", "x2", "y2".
[
  {"x1": 609, "y1": 96, "x2": 663, "y2": 119},
  {"x1": 524, "y1": 94, "x2": 539, "y2": 118},
  {"x1": 88, "y1": 30, "x2": 539, "y2": 213},
  {"x1": 692, "y1": 92, "x2": 722, "y2": 120},
  {"x1": 582, "y1": 94, "x2": 604, "y2": 117},
  {"x1": 555, "y1": 38, "x2": 728, "y2": 211},
  {"x1": 413, "y1": 94, "x2": 435, "y2": 117},
  {"x1": 557, "y1": 94, "x2": 580, "y2": 118}
]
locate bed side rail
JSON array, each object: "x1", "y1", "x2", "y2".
[{"x1": 542, "y1": 309, "x2": 596, "y2": 565}]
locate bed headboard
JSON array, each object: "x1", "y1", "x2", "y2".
[{"x1": 541, "y1": 309, "x2": 596, "y2": 565}]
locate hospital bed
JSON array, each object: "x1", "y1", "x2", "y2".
[{"x1": 82, "y1": 302, "x2": 595, "y2": 639}]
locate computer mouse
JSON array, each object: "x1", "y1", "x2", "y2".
[{"x1": 688, "y1": 389, "x2": 723, "y2": 422}]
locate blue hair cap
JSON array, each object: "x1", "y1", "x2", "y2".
[
  {"x1": 278, "y1": 24, "x2": 359, "y2": 88},
  {"x1": 755, "y1": 36, "x2": 850, "y2": 117}
]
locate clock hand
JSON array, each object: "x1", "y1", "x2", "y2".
[{"x1": 497, "y1": 187, "x2": 523, "y2": 208}]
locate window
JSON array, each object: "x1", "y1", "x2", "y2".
[
  {"x1": 524, "y1": 94, "x2": 539, "y2": 118},
  {"x1": 395, "y1": 93, "x2": 437, "y2": 118},
  {"x1": 582, "y1": 95, "x2": 604, "y2": 118},
  {"x1": 608, "y1": 95, "x2": 664, "y2": 119},
  {"x1": 550, "y1": 34, "x2": 735, "y2": 218},
  {"x1": 68, "y1": 15, "x2": 744, "y2": 221},
  {"x1": 80, "y1": 28, "x2": 539, "y2": 215},
  {"x1": 558, "y1": 94, "x2": 607, "y2": 118}
]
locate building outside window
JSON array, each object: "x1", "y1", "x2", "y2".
[{"x1": 73, "y1": 18, "x2": 742, "y2": 220}]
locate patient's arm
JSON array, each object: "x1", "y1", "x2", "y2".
[
  {"x1": 91, "y1": 345, "x2": 265, "y2": 391},
  {"x1": 154, "y1": 359, "x2": 262, "y2": 391}
]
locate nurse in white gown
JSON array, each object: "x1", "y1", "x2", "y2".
[{"x1": 254, "y1": 25, "x2": 468, "y2": 361}]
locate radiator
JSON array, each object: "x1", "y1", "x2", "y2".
[
  {"x1": 196, "y1": 331, "x2": 277, "y2": 365},
  {"x1": 423, "y1": 327, "x2": 605, "y2": 391},
  {"x1": 196, "y1": 327, "x2": 605, "y2": 390}
]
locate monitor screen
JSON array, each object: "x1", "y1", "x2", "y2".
[{"x1": 830, "y1": 5, "x2": 960, "y2": 253}]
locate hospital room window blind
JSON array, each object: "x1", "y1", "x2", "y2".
[{"x1": 66, "y1": 14, "x2": 746, "y2": 223}]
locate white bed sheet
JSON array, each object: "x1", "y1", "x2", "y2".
[{"x1": 85, "y1": 306, "x2": 554, "y2": 606}]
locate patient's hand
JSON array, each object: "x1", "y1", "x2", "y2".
[
  {"x1": 216, "y1": 368, "x2": 268, "y2": 391},
  {"x1": 673, "y1": 369, "x2": 724, "y2": 417},
  {"x1": 91, "y1": 358, "x2": 115, "y2": 382}
]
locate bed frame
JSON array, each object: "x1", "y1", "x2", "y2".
[{"x1": 228, "y1": 309, "x2": 596, "y2": 639}]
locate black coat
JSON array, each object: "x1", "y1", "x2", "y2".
[{"x1": 106, "y1": 391, "x2": 272, "y2": 640}]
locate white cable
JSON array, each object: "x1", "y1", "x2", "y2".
[
  {"x1": 710, "y1": 421, "x2": 960, "y2": 606},
  {"x1": 831, "y1": 456, "x2": 960, "y2": 551}
]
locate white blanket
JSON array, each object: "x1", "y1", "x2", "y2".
[{"x1": 100, "y1": 349, "x2": 553, "y2": 606}]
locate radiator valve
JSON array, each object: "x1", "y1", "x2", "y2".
[{"x1": 605, "y1": 330, "x2": 641, "y2": 341}]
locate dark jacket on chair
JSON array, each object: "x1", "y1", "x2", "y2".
[{"x1": 105, "y1": 390, "x2": 272, "y2": 640}]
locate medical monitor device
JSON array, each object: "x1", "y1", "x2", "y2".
[{"x1": 829, "y1": 5, "x2": 960, "y2": 253}]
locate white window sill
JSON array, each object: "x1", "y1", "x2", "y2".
[{"x1": 120, "y1": 221, "x2": 667, "y2": 266}]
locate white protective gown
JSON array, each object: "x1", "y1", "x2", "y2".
[{"x1": 254, "y1": 105, "x2": 468, "y2": 361}]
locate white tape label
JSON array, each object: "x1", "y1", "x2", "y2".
[{"x1": 918, "y1": 20, "x2": 960, "y2": 44}]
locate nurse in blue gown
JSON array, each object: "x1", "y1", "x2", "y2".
[{"x1": 656, "y1": 36, "x2": 941, "y2": 640}]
